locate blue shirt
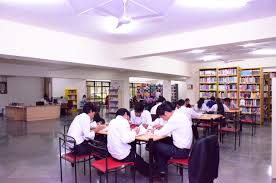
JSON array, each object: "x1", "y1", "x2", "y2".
[{"x1": 206, "y1": 100, "x2": 216, "y2": 108}]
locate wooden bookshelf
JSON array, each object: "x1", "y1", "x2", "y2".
[
  {"x1": 239, "y1": 68, "x2": 264, "y2": 125},
  {"x1": 171, "y1": 84, "x2": 178, "y2": 102},
  {"x1": 199, "y1": 68, "x2": 218, "y2": 99},
  {"x1": 65, "y1": 88, "x2": 78, "y2": 113},
  {"x1": 217, "y1": 67, "x2": 240, "y2": 107},
  {"x1": 108, "y1": 88, "x2": 119, "y2": 114}
]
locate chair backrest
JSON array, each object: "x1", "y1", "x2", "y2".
[
  {"x1": 88, "y1": 139, "x2": 109, "y2": 159},
  {"x1": 58, "y1": 133, "x2": 76, "y2": 156},
  {"x1": 188, "y1": 135, "x2": 219, "y2": 183},
  {"x1": 225, "y1": 112, "x2": 240, "y2": 129}
]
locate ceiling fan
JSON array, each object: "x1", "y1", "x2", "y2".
[{"x1": 117, "y1": 0, "x2": 132, "y2": 28}]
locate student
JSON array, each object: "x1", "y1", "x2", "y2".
[
  {"x1": 176, "y1": 99, "x2": 202, "y2": 126},
  {"x1": 130, "y1": 102, "x2": 152, "y2": 126},
  {"x1": 107, "y1": 108, "x2": 149, "y2": 177},
  {"x1": 153, "y1": 102, "x2": 193, "y2": 175},
  {"x1": 79, "y1": 95, "x2": 88, "y2": 109},
  {"x1": 194, "y1": 98, "x2": 208, "y2": 112},
  {"x1": 58, "y1": 96, "x2": 67, "y2": 104},
  {"x1": 206, "y1": 96, "x2": 216, "y2": 108},
  {"x1": 209, "y1": 98, "x2": 230, "y2": 115},
  {"x1": 67, "y1": 102, "x2": 106, "y2": 155},
  {"x1": 224, "y1": 97, "x2": 238, "y2": 109},
  {"x1": 150, "y1": 96, "x2": 166, "y2": 115},
  {"x1": 184, "y1": 98, "x2": 191, "y2": 108}
]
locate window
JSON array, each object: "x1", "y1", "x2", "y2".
[
  {"x1": 86, "y1": 81, "x2": 110, "y2": 104},
  {"x1": 0, "y1": 82, "x2": 7, "y2": 94}
]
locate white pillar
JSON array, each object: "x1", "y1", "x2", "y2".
[
  {"x1": 163, "y1": 80, "x2": 172, "y2": 101},
  {"x1": 272, "y1": 78, "x2": 276, "y2": 179}
]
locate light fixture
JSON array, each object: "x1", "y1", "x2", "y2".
[
  {"x1": 200, "y1": 55, "x2": 221, "y2": 61},
  {"x1": 1, "y1": 0, "x2": 65, "y2": 5},
  {"x1": 177, "y1": 0, "x2": 252, "y2": 9},
  {"x1": 241, "y1": 43, "x2": 257, "y2": 47},
  {"x1": 251, "y1": 49, "x2": 276, "y2": 55},
  {"x1": 100, "y1": 16, "x2": 137, "y2": 34},
  {"x1": 189, "y1": 49, "x2": 205, "y2": 54}
]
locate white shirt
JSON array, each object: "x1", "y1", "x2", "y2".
[
  {"x1": 154, "y1": 112, "x2": 193, "y2": 149},
  {"x1": 176, "y1": 106, "x2": 202, "y2": 126},
  {"x1": 209, "y1": 104, "x2": 230, "y2": 113},
  {"x1": 150, "y1": 102, "x2": 162, "y2": 115},
  {"x1": 193, "y1": 103, "x2": 208, "y2": 112},
  {"x1": 67, "y1": 113, "x2": 95, "y2": 145},
  {"x1": 107, "y1": 115, "x2": 136, "y2": 160},
  {"x1": 130, "y1": 110, "x2": 152, "y2": 125},
  {"x1": 151, "y1": 117, "x2": 167, "y2": 126}
]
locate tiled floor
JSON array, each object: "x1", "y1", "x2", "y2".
[{"x1": 0, "y1": 115, "x2": 274, "y2": 183}]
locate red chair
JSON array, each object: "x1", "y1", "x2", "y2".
[
  {"x1": 58, "y1": 133, "x2": 93, "y2": 183},
  {"x1": 89, "y1": 140, "x2": 135, "y2": 183},
  {"x1": 168, "y1": 158, "x2": 189, "y2": 182},
  {"x1": 240, "y1": 112, "x2": 257, "y2": 136}
]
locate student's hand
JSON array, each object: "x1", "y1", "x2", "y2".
[
  {"x1": 153, "y1": 124, "x2": 163, "y2": 130},
  {"x1": 142, "y1": 123, "x2": 149, "y2": 129},
  {"x1": 133, "y1": 127, "x2": 140, "y2": 135},
  {"x1": 93, "y1": 125, "x2": 106, "y2": 133}
]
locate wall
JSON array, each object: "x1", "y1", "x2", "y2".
[
  {"x1": 51, "y1": 78, "x2": 86, "y2": 108},
  {"x1": 0, "y1": 76, "x2": 44, "y2": 108},
  {"x1": 272, "y1": 78, "x2": 276, "y2": 179}
]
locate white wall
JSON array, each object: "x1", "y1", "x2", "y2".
[
  {"x1": 0, "y1": 76, "x2": 44, "y2": 108},
  {"x1": 272, "y1": 78, "x2": 276, "y2": 179},
  {"x1": 52, "y1": 78, "x2": 86, "y2": 108}
]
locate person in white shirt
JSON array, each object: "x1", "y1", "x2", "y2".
[
  {"x1": 67, "y1": 102, "x2": 105, "y2": 155},
  {"x1": 193, "y1": 98, "x2": 209, "y2": 112},
  {"x1": 175, "y1": 99, "x2": 202, "y2": 126},
  {"x1": 223, "y1": 97, "x2": 238, "y2": 109},
  {"x1": 150, "y1": 96, "x2": 166, "y2": 115},
  {"x1": 153, "y1": 102, "x2": 193, "y2": 175},
  {"x1": 209, "y1": 98, "x2": 230, "y2": 114},
  {"x1": 107, "y1": 108, "x2": 149, "y2": 177},
  {"x1": 130, "y1": 102, "x2": 152, "y2": 126}
]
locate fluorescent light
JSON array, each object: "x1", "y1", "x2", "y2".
[
  {"x1": 189, "y1": 49, "x2": 205, "y2": 54},
  {"x1": 177, "y1": 0, "x2": 252, "y2": 9},
  {"x1": 1, "y1": 0, "x2": 65, "y2": 5},
  {"x1": 100, "y1": 16, "x2": 137, "y2": 34},
  {"x1": 251, "y1": 49, "x2": 276, "y2": 55},
  {"x1": 200, "y1": 55, "x2": 221, "y2": 61},
  {"x1": 241, "y1": 43, "x2": 256, "y2": 47}
]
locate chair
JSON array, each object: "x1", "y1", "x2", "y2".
[
  {"x1": 219, "y1": 112, "x2": 241, "y2": 150},
  {"x1": 89, "y1": 139, "x2": 135, "y2": 183},
  {"x1": 167, "y1": 158, "x2": 189, "y2": 182},
  {"x1": 58, "y1": 133, "x2": 93, "y2": 183},
  {"x1": 240, "y1": 112, "x2": 257, "y2": 136}
]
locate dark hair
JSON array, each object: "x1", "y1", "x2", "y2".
[
  {"x1": 134, "y1": 102, "x2": 144, "y2": 113},
  {"x1": 216, "y1": 98, "x2": 225, "y2": 115},
  {"x1": 116, "y1": 108, "x2": 130, "y2": 117},
  {"x1": 83, "y1": 95, "x2": 86, "y2": 98},
  {"x1": 210, "y1": 96, "x2": 216, "y2": 101},
  {"x1": 156, "y1": 101, "x2": 174, "y2": 116},
  {"x1": 197, "y1": 98, "x2": 205, "y2": 109},
  {"x1": 176, "y1": 99, "x2": 185, "y2": 107},
  {"x1": 156, "y1": 96, "x2": 166, "y2": 103},
  {"x1": 83, "y1": 102, "x2": 99, "y2": 114},
  {"x1": 185, "y1": 98, "x2": 190, "y2": 102},
  {"x1": 224, "y1": 97, "x2": 231, "y2": 103}
]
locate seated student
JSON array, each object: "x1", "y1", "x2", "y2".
[
  {"x1": 67, "y1": 102, "x2": 106, "y2": 155},
  {"x1": 130, "y1": 102, "x2": 152, "y2": 126},
  {"x1": 206, "y1": 96, "x2": 216, "y2": 108},
  {"x1": 150, "y1": 96, "x2": 166, "y2": 115},
  {"x1": 107, "y1": 108, "x2": 149, "y2": 177},
  {"x1": 193, "y1": 98, "x2": 209, "y2": 112},
  {"x1": 209, "y1": 98, "x2": 229, "y2": 115},
  {"x1": 175, "y1": 99, "x2": 202, "y2": 126},
  {"x1": 79, "y1": 95, "x2": 88, "y2": 109},
  {"x1": 184, "y1": 98, "x2": 191, "y2": 108},
  {"x1": 224, "y1": 97, "x2": 238, "y2": 109},
  {"x1": 153, "y1": 102, "x2": 193, "y2": 176}
]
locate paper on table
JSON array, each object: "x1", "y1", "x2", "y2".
[{"x1": 136, "y1": 125, "x2": 147, "y2": 136}]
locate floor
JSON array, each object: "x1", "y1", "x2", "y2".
[{"x1": 0, "y1": 114, "x2": 274, "y2": 183}]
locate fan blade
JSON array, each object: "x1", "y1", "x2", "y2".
[
  {"x1": 78, "y1": 0, "x2": 114, "y2": 15},
  {"x1": 129, "y1": 0, "x2": 159, "y2": 14},
  {"x1": 132, "y1": 14, "x2": 164, "y2": 20},
  {"x1": 116, "y1": 21, "x2": 123, "y2": 28}
]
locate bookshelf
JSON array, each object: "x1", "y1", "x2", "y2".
[
  {"x1": 239, "y1": 68, "x2": 264, "y2": 125},
  {"x1": 65, "y1": 89, "x2": 78, "y2": 113},
  {"x1": 217, "y1": 67, "x2": 240, "y2": 107},
  {"x1": 108, "y1": 88, "x2": 119, "y2": 114},
  {"x1": 264, "y1": 72, "x2": 271, "y2": 122},
  {"x1": 199, "y1": 68, "x2": 217, "y2": 99}
]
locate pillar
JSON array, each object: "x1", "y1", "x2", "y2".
[{"x1": 162, "y1": 80, "x2": 172, "y2": 101}]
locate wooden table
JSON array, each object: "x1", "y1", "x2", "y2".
[{"x1": 193, "y1": 114, "x2": 224, "y2": 135}]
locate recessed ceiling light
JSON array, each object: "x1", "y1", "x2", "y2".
[
  {"x1": 251, "y1": 49, "x2": 276, "y2": 55},
  {"x1": 241, "y1": 43, "x2": 257, "y2": 47},
  {"x1": 1, "y1": 0, "x2": 65, "y2": 5},
  {"x1": 177, "y1": 0, "x2": 252, "y2": 9},
  {"x1": 200, "y1": 55, "x2": 221, "y2": 61},
  {"x1": 189, "y1": 49, "x2": 205, "y2": 54}
]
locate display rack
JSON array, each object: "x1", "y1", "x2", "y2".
[
  {"x1": 65, "y1": 89, "x2": 78, "y2": 113},
  {"x1": 199, "y1": 68, "x2": 218, "y2": 99},
  {"x1": 263, "y1": 72, "x2": 271, "y2": 123},
  {"x1": 108, "y1": 88, "x2": 119, "y2": 114}
]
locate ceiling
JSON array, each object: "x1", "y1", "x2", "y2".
[
  {"x1": 164, "y1": 38, "x2": 276, "y2": 62},
  {"x1": 0, "y1": 0, "x2": 275, "y2": 43}
]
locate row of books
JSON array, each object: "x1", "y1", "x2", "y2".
[
  {"x1": 199, "y1": 70, "x2": 216, "y2": 76},
  {"x1": 240, "y1": 108, "x2": 260, "y2": 114},
  {"x1": 239, "y1": 92, "x2": 260, "y2": 99},
  {"x1": 240, "y1": 70, "x2": 260, "y2": 76},
  {"x1": 200, "y1": 85, "x2": 217, "y2": 90},
  {"x1": 199, "y1": 92, "x2": 216, "y2": 98},
  {"x1": 218, "y1": 92, "x2": 237, "y2": 98},
  {"x1": 264, "y1": 85, "x2": 269, "y2": 92},
  {"x1": 199, "y1": 77, "x2": 217, "y2": 83},
  {"x1": 240, "y1": 99, "x2": 260, "y2": 106},
  {"x1": 218, "y1": 68, "x2": 237, "y2": 76},
  {"x1": 218, "y1": 77, "x2": 237, "y2": 83},
  {"x1": 240, "y1": 77, "x2": 260, "y2": 83},
  {"x1": 239, "y1": 85, "x2": 260, "y2": 91},
  {"x1": 218, "y1": 84, "x2": 237, "y2": 90}
]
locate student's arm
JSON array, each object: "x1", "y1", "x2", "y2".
[
  {"x1": 190, "y1": 108, "x2": 202, "y2": 118},
  {"x1": 223, "y1": 104, "x2": 230, "y2": 112},
  {"x1": 83, "y1": 117, "x2": 96, "y2": 140},
  {"x1": 209, "y1": 104, "x2": 217, "y2": 112},
  {"x1": 145, "y1": 111, "x2": 152, "y2": 124},
  {"x1": 119, "y1": 122, "x2": 136, "y2": 144},
  {"x1": 154, "y1": 120, "x2": 176, "y2": 136}
]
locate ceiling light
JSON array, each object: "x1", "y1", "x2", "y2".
[
  {"x1": 1, "y1": 0, "x2": 65, "y2": 5},
  {"x1": 200, "y1": 55, "x2": 221, "y2": 61},
  {"x1": 100, "y1": 16, "x2": 137, "y2": 34},
  {"x1": 189, "y1": 49, "x2": 205, "y2": 54},
  {"x1": 251, "y1": 49, "x2": 276, "y2": 55},
  {"x1": 177, "y1": 0, "x2": 252, "y2": 9},
  {"x1": 241, "y1": 43, "x2": 256, "y2": 47}
]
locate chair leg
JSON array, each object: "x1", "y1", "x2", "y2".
[
  {"x1": 252, "y1": 123, "x2": 254, "y2": 136},
  {"x1": 234, "y1": 132, "x2": 237, "y2": 151},
  {"x1": 132, "y1": 166, "x2": 136, "y2": 183},
  {"x1": 75, "y1": 160, "x2": 77, "y2": 183},
  {"x1": 106, "y1": 171, "x2": 108, "y2": 183},
  {"x1": 60, "y1": 157, "x2": 63, "y2": 182},
  {"x1": 115, "y1": 171, "x2": 118, "y2": 183},
  {"x1": 89, "y1": 158, "x2": 91, "y2": 183},
  {"x1": 83, "y1": 158, "x2": 86, "y2": 175},
  {"x1": 181, "y1": 166, "x2": 184, "y2": 182},
  {"x1": 239, "y1": 131, "x2": 241, "y2": 147},
  {"x1": 139, "y1": 144, "x2": 142, "y2": 156}
]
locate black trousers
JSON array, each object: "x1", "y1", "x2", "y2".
[
  {"x1": 116, "y1": 150, "x2": 149, "y2": 177},
  {"x1": 73, "y1": 140, "x2": 93, "y2": 156},
  {"x1": 153, "y1": 142, "x2": 190, "y2": 173}
]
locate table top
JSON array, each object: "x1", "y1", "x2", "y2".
[
  {"x1": 228, "y1": 109, "x2": 241, "y2": 113},
  {"x1": 194, "y1": 114, "x2": 223, "y2": 120}
]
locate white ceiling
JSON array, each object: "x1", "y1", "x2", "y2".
[{"x1": 0, "y1": 0, "x2": 275, "y2": 43}]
